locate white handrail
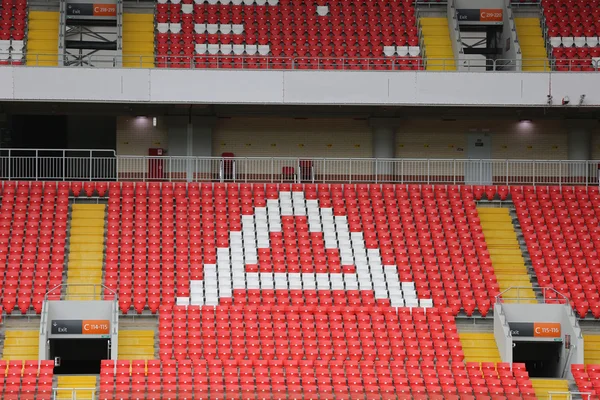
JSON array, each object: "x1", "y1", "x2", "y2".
[
  {"x1": 548, "y1": 391, "x2": 592, "y2": 400},
  {"x1": 0, "y1": 151, "x2": 599, "y2": 185},
  {"x1": 52, "y1": 387, "x2": 96, "y2": 400}
]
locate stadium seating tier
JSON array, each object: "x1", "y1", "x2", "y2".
[
  {"x1": 543, "y1": 0, "x2": 600, "y2": 71},
  {"x1": 103, "y1": 182, "x2": 501, "y2": 317},
  {"x1": 154, "y1": 0, "x2": 424, "y2": 70},
  {"x1": 0, "y1": 0, "x2": 27, "y2": 65}
]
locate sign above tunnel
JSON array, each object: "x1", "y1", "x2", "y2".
[
  {"x1": 509, "y1": 322, "x2": 561, "y2": 338},
  {"x1": 457, "y1": 8, "x2": 503, "y2": 25},
  {"x1": 51, "y1": 319, "x2": 110, "y2": 335},
  {"x1": 66, "y1": 0, "x2": 117, "y2": 19}
]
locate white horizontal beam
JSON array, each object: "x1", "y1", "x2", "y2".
[{"x1": 1, "y1": 67, "x2": 599, "y2": 106}]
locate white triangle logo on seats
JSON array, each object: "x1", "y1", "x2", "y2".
[{"x1": 187, "y1": 191, "x2": 431, "y2": 308}]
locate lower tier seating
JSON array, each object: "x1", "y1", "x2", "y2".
[
  {"x1": 105, "y1": 182, "x2": 499, "y2": 317},
  {"x1": 5, "y1": 180, "x2": 599, "y2": 320},
  {"x1": 0, "y1": 181, "x2": 68, "y2": 314},
  {"x1": 0, "y1": 360, "x2": 54, "y2": 400},
  {"x1": 511, "y1": 185, "x2": 600, "y2": 318},
  {"x1": 102, "y1": 351, "x2": 535, "y2": 399},
  {"x1": 159, "y1": 306, "x2": 462, "y2": 362},
  {"x1": 572, "y1": 364, "x2": 600, "y2": 399}
]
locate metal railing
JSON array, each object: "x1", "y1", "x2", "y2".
[
  {"x1": 2, "y1": 152, "x2": 600, "y2": 186},
  {"x1": 495, "y1": 286, "x2": 570, "y2": 304},
  {"x1": 3, "y1": 53, "x2": 599, "y2": 71},
  {"x1": 548, "y1": 392, "x2": 592, "y2": 400},
  {"x1": 52, "y1": 387, "x2": 96, "y2": 400},
  {"x1": 0, "y1": 149, "x2": 116, "y2": 181},
  {"x1": 44, "y1": 283, "x2": 116, "y2": 302},
  {"x1": 41, "y1": 284, "x2": 117, "y2": 336}
]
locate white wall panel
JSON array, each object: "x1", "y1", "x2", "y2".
[
  {"x1": 149, "y1": 70, "x2": 284, "y2": 103},
  {"x1": 11, "y1": 68, "x2": 151, "y2": 102},
  {"x1": 2, "y1": 66, "x2": 600, "y2": 106},
  {"x1": 549, "y1": 73, "x2": 600, "y2": 106},
  {"x1": 414, "y1": 73, "x2": 549, "y2": 105},
  {"x1": 282, "y1": 71, "x2": 418, "y2": 104},
  {"x1": 0, "y1": 68, "x2": 13, "y2": 99}
]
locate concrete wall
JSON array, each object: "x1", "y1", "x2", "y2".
[
  {"x1": 3, "y1": 67, "x2": 600, "y2": 106},
  {"x1": 495, "y1": 303, "x2": 584, "y2": 378},
  {"x1": 213, "y1": 117, "x2": 372, "y2": 158},
  {"x1": 67, "y1": 115, "x2": 116, "y2": 149},
  {"x1": 494, "y1": 304, "x2": 513, "y2": 362},
  {"x1": 499, "y1": 0, "x2": 521, "y2": 69},
  {"x1": 116, "y1": 116, "x2": 168, "y2": 155},
  {"x1": 456, "y1": 0, "x2": 503, "y2": 8},
  {"x1": 116, "y1": 116, "x2": 600, "y2": 163},
  {"x1": 40, "y1": 300, "x2": 119, "y2": 360}
]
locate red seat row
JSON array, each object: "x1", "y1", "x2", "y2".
[
  {"x1": 0, "y1": 360, "x2": 54, "y2": 400},
  {"x1": 0, "y1": 0, "x2": 27, "y2": 41},
  {"x1": 154, "y1": 0, "x2": 422, "y2": 69},
  {"x1": 100, "y1": 358, "x2": 535, "y2": 400},
  {"x1": 102, "y1": 182, "x2": 502, "y2": 316},
  {"x1": 572, "y1": 363, "x2": 600, "y2": 399},
  {"x1": 0, "y1": 181, "x2": 67, "y2": 314},
  {"x1": 512, "y1": 185, "x2": 600, "y2": 318}
]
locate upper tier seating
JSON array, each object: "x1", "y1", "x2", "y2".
[
  {"x1": 105, "y1": 182, "x2": 500, "y2": 317},
  {"x1": 0, "y1": 181, "x2": 68, "y2": 314},
  {"x1": 154, "y1": 0, "x2": 424, "y2": 70},
  {"x1": 0, "y1": 0, "x2": 27, "y2": 65},
  {"x1": 542, "y1": 0, "x2": 600, "y2": 71},
  {"x1": 0, "y1": 360, "x2": 54, "y2": 400},
  {"x1": 511, "y1": 185, "x2": 600, "y2": 318}
]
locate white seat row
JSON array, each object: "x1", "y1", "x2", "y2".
[
  {"x1": 316, "y1": 6, "x2": 328, "y2": 16},
  {"x1": 550, "y1": 36, "x2": 600, "y2": 48},
  {"x1": 159, "y1": 0, "x2": 278, "y2": 5},
  {"x1": 187, "y1": 192, "x2": 432, "y2": 308},
  {"x1": 195, "y1": 43, "x2": 270, "y2": 55},
  {"x1": 0, "y1": 40, "x2": 24, "y2": 52},
  {"x1": 0, "y1": 52, "x2": 24, "y2": 61},
  {"x1": 195, "y1": 24, "x2": 244, "y2": 34},
  {"x1": 383, "y1": 45, "x2": 421, "y2": 57},
  {"x1": 157, "y1": 23, "x2": 244, "y2": 34}
]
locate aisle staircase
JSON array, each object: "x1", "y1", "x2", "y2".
[
  {"x1": 55, "y1": 376, "x2": 96, "y2": 400},
  {"x1": 118, "y1": 330, "x2": 155, "y2": 360},
  {"x1": 530, "y1": 379, "x2": 569, "y2": 400},
  {"x1": 584, "y1": 334, "x2": 600, "y2": 365},
  {"x1": 478, "y1": 208, "x2": 537, "y2": 303},
  {"x1": 122, "y1": 13, "x2": 154, "y2": 68},
  {"x1": 515, "y1": 17, "x2": 550, "y2": 71},
  {"x1": 459, "y1": 332, "x2": 502, "y2": 363},
  {"x1": 26, "y1": 11, "x2": 59, "y2": 66},
  {"x1": 65, "y1": 204, "x2": 106, "y2": 300},
  {"x1": 1, "y1": 330, "x2": 38, "y2": 360},
  {"x1": 420, "y1": 17, "x2": 456, "y2": 71}
]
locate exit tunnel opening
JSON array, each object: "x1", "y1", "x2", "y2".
[
  {"x1": 513, "y1": 341, "x2": 563, "y2": 378},
  {"x1": 50, "y1": 338, "x2": 109, "y2": 375}
]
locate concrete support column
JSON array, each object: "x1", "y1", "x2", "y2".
[
  {"x1": 166, "y1": 115, "x2": 216, "y2": 181},
  {"x1": 191, "y1": 116, "x2": 216, "y2": 157},
  {"x1": 564, "y1": 119, "x2": 597, "y2": 183},
  {"x1": 566, "y1": 121, "x2": 593, "y2": 160},
  {"x1": 370, "y1": 118, "x2": 400, "y2": 179},
  {"x1": 372, "y1": 126, "x2": 395, "y2": 159},
  {"x1": 191, "y1": 116, "x2": 216, "y2": 180}
]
